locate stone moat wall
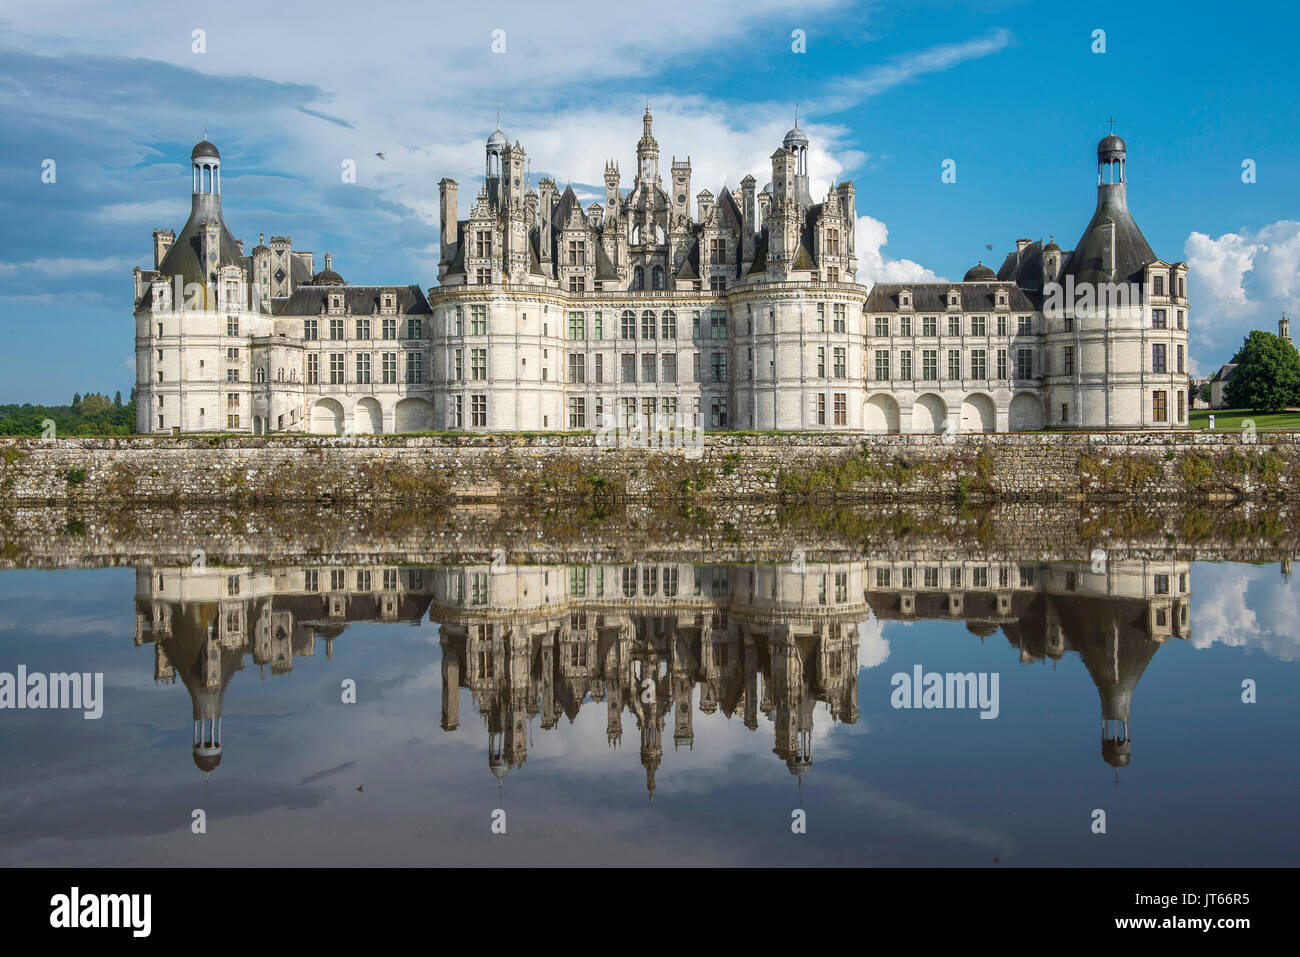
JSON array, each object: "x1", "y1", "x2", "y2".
[{"x1": 3, "y1": 432, "x2": 1300, "y2": 506}]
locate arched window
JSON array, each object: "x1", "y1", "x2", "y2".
[
  {"x1": 255, "y1": 367, "x2": 267, "y2": 383},
  {"x1": 632, "y1": 266, "x2": 645, "y2": 290},
  {"x1": 641, "y1": 310, "x2": 656, "y2": 339},
  {"x1": 662, "y1": 310, "x2": 677, "y2": 339},
  {"x1": 651, "y1": 265, "x2": 665, "y2": 289},
  {"x1": 621, "y1": 310, "x2": 636, "y2": 339}
]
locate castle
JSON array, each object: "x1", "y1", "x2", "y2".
[{"x1": 133, "y1": 112, "x2": 1190, "y2": 434}]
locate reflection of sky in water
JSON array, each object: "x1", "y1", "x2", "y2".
[{"x1": 0, "y1": 563, "x2": 1297, "y2": 867}]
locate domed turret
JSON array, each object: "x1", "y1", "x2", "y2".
[
  {"x1": 191, "y1": 139, "x2": 220, "y2": 161},
  {"x1": 964, "y1": 262, "x2": 997, "y2": 282},
  {"x1": 309, "y1": 252, "x2": 346, "y2": 286}
]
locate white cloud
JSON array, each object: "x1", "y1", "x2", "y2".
[
  {"x1": 1185, "y1": 220, "x2": 1300, "y2": 315},
  {"x1": 0, "y1": 257, "x2": 132, "y2": 277},
  {"x1": 854, "y1": 214, "x2": 943, "y2": 286},
  {"x1": 820, "y1": 28, "x2": 1014, "y2": 111}
]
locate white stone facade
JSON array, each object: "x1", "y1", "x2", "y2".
[{"x1": 133, "y1": 117, "x2": 1189, "y2": 434}]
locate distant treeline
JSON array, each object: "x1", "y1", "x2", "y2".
[{"x1": 0, "y1": 391, "x2": 137, "y2": 436}]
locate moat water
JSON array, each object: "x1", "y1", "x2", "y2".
[{"x1": 1, "y1": 511, "x2": 1298, "y2": 866}]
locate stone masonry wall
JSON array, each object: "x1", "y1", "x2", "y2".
[{"x1": 3, "y1": 432, "x2": 1300, "y2": 506}]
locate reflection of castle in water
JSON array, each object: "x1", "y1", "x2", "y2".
[{"x1": 134, "y1": 557, "x2": 1190, "y2": 787}]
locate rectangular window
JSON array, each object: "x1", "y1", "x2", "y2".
[
  {"x1": 922, "y1": 349, "x2": 937, "y2": 381},
  {"x1": 595, "y1": 353, "x2": 604, "y2": 383},
  {"x1": 711, "y1": 351, "x2": 728, "y2": 382},
  {"x1": 899, "y1": 316, "x2": 912, "y2": 336},
  {"x1": 1153, "y1": 390, "x2": 1168, "y2": 422},
  {"x1": 226, "y1": 318, "x2": 239, "y2": 337},
  {"x1": 452, "y1": 308, "x2": 463, "y2": 336},
  {"x1": 226, "y1": 368, "x2": 239, "y2": 382},
  {"x1": 449, "y1": 395, "x2": 463, "y2": 429},
  {"x1": 594, "y1": 313, "x2": 603, "y2": 338},
  {"x1": 997, "y1": 315, "x2": 1007, "y2": 336},
  {"x1": 568, "y1": 397, "x2": 585, "y2": 429},
  {"x1": 328, "y1": 318, "x2": 343, "y2": 340},
  {"x1": 710, "y1": 396, "x2": 728, "y2": 428},
  {"x1": 1177, "y1": 344, "x2": 1185, "y2": 374},
  {"x1": 1016, "y1": 348, "x2": 1033, "y2": 379},
  {"x1": 641, "y1": 353, "x2": 656, "y2": 383},
  {"x1": 304, "y1": 318, "x2": 318, "y2": 340},
  {"x1": 816, "y1": 393, "x2": 826, "y2": 425},
  {"x1": 329, "y1": 352, "x2": 345, "y2": 385},
  {"x1": 1153, "y1": 275, "x2": 1165, "y2": 296},
  {"x1": 382, "y1": 352, "x2": 398, "y2": 384},
  {"x1": 306, "y1": 353, "x2": 319, "y2": 384},
  {"x1": 471, "y1": 394, "x2": 487, "y2": 428},
  {"x1": 949, "y1": 316, "x2": 962, "y2": 337},
  {"x1": 356, "y1": 353, "x2": 371, "y2": 384},
  {"x1": 662, "y1": 353, "x2": 677, "y2": 383},
  {"x1": 710, "y1": 310, "x2": 728, "y2": 339},
  {"x1": 971, "y1": 315, "x2": 986, "y2": 336},
  {"x1": 1017, "y1": 316, "x2": 1032, "y2": 335},
  {"x1": 1177, "y1": 390, "x2": 1185, "y2": 421},
  {"x1": 475, "y1": 230, "x2": 492, "y2": 258},
  {"x1": 817, "y1": 346, "x2": 826, "y2": 378},
  {"x1": 1152, "y1": 309, "x2": 1167, "y2": 329},
  {"x1": 406, "y1": 318, "x2": 423, "y2": 340},
  {"x1": 568, "y1": 353, "x2": 585, "y2": 383},
  {"x1": 874, "y1": 350, "x2": 890, "y2": 380},
  {"x1": 875, "y1": 316, "x2": 890, "y2": 337},
  {"x1": 922, "y1": 316, "x2": 937, "y2": 337},
  {"x1": 997, "y1": 348, "x2": 1008, "y2": 379},
  {"x1": 471, "y1": 305, "x2": 487, "y2": 335},
  {"x1": 380, "y1": 317, "x2": 395, "y2": 340},
  {"x1": 900, "y1": 350, "x2": 912, "y2": 379},
  {"x1": 1063, "y1": 346, "x2": 1076, "y2": 375},
  {"x1": 406, "y1": 352, "x2": 423, "y2": 384},
  {"x1": 816, "y1": 302, "x2": 825, "y2": 332},
  {"x1": 947, "y1": 349, "x2": 961, "y2": 379},
  {"x1": 970, "y1": 349, "x2": 987, "y2": 379},
  {"x1": 833, "y1": 347, "x2": 846, "y2": 378},
  {"x1": 833, "y1": 303, "x2": 846, "y2": 333},
  {"x1": 471, "y1": 348, "x2": 486, "y2": 381},
  {"x1": 567, "y1": 312, "x2": 585, "y2": 340},
  {"x1": 621, "y1": 353, "x2": 636, "y2": 383},
  {"x1": 1177, "y1": 310, "x2": 1185, "y2": 330},
  {"x1": 834, "y1": 393, "x2": 846, "y2": 425},
  {"x1": 452, "y1": 348, "x2": 463, "y2": 381},
  {"x1": 693, "y1": 353, "x2": 701, "y2": 382},
  {"x1": 1152, "y1": 343, "x2": 1167, "y2": 374}
]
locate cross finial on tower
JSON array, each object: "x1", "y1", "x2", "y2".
[
  {"x1": 202, "y1": 120, "x2": 207, "y2": 141},
  {"x1": 1107, "y1": 116, "x2": 1116, "y2": 134},
  {"x1": 795, "y1": 102, "x2": 799, "y2": 127}
]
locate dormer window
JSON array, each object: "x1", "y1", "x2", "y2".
[
  {"x1": 997, "y1": 292, "x2": 1007, "y2": 306},
  {"x1": 330, "y1": 294, "x2": 343, "y2": 311},
  {"x1": 900, "y1": 290, "x2": 912, "y2": 309},
  {"x1": 948, "y1": 290, "x2": 960, "y2": 308}
]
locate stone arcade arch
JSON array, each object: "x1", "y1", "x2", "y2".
[
  {"x1": 393, "y1": 397, "x2": 434, "y2": 433},
  {"x1": 1008, "y1": 392, "x2": 1045, "y2": 431},
  {"x1": 310, "y1": 398, "x2": 344, "y2": 435},
  {"x1": 961, "y1": 393, "x2": 997, "y2": 434},
  {"x1": 910, "y1": 393, "x2": 947, "y2": 434},
  {"x1": 354, "y1": 397, "x2": 383, "y2": 434},
  {"x1": 863, "y1": 394, "x2": 901, "y2": 433}
]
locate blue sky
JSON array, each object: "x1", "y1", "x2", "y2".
[{"x1": 1, "y1": 0, "x2": 1297, "y2": 403}]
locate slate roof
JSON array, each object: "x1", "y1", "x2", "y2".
[
  {"x1": 271, "y1": 284, "x2": 431, "y2": 316},
  {"x1": 1060, "y1": 195, "x2": 1157, "y2": 286},
  {"x1": 864, "y1": 281, "x2": 1039, "y2": 312},
  {"x1": 153, "y1": 198, "x2": 245, "y2": 289}
]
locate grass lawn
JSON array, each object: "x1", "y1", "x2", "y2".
[{"x1": 1189, "y1": 409, "x2": 1300, "y2": 431}]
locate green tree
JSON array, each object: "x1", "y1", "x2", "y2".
[{"x1": 1224, "y1": 330, "x2": 1300, "y2": 413}]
